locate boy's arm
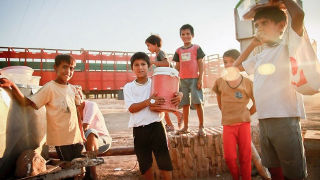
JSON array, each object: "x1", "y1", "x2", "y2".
[
  {"x1": 175, "y1": 62, "x2": 180, "y2": 71},
  {"x1": 152, "y1": 58, "x2": 170, "y2": 67},
  {"x1": 281, "y1": 0, "x2": 304, "y2": 36},
  {"x1": 249, "y1": 96, "x2": 257, "y2": 115},
  {"x1": 0, "y1": 78, "x2": 36, "y2": 108},
  {"x1": 216, "y1": 94, "x2": 222, "y2": 110},
  {"x1": 233, "y1": 38, "x2": 261, "y2": 71},
  {"x1": 197, "y1": 58, "x2": 204, "y2": 89},
  {"x1": 77, "y1": 107, "x2": 86, "y2": 142},
  {"x1": 128, "y1": 94, "x2": 165, "y2": 113}
]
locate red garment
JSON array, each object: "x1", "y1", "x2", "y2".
[
  {"x1": 176, "y1": 45, "x2": 199, "y2": 79},
  {"x1": 223, "y1": 122, "x2": 251, "y2": 180}
]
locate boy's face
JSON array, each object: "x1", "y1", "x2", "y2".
[
  {"x1": 132, "y1": 59, "x2": 149, "y2": 78},
  {"x1": 180, "y1": 29, "x2": 194, "y2": 45},
  {"x1": 146, "y1": 42, "x2": 157, "y2": 53},
  {"x1": 223, "y1": 56, "x2": 235, "y2": 68},
  {"x1": 54, "y1": 61, "x2": 76, "y2": 84},
  {"x1": 254, "y1": 18, "x2": 285, "y2": 43}
]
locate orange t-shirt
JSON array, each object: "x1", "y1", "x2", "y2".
[{"x1": 212, "y1": 76, "x2": 254, "y2": 125}]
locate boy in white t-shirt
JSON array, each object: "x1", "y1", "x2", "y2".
[
  {"x1": 233, "y1": 1, "x2": 307, "y2": 179},
  {"x1": 123, "y1": 52, "x2": 182, "y2": 180}
]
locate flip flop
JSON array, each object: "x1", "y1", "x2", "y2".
[
  {"x1": 165, "y1": 124, "x2": 175, "y2": 132},
  {"x1": 198, "y1": 127, "x2": 206, "y2": 136},
  {"x1": 98, "y1": 144, "x2": 111, "y2": 155},
  {"x1": 175, "y1": 128, "x2": 190, "y2": 135}
]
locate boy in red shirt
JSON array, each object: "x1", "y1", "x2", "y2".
[{"x1": 173, "y1": 24, "x2": 206, "y2": 136}]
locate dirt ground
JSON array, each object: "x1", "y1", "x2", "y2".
[{"x1": 91, "y1": 93, "x2": 320, "y2": 180}]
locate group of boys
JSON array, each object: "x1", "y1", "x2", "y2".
[
  {"x1": 124, "y1": 0, "x2": 308, "y2": 179},
  {"x1": 0, "y1": 0, "x2": 310, "y2": 180}
]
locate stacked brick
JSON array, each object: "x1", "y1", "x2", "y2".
[{"x1": 152, "y1": 126, "x2": 228, "y2": 179}]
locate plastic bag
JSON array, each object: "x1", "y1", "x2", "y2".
[{"x1": 288, "y1": 20, "x2": 320, "y2": 95}]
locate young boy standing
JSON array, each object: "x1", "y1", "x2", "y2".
[
  {"x1": 233, "y1": 1, "x2": 307, "y2": 179},
  {"x1": 173, "y1": 24, "x2": 206, "y2": 136},
  {"x1": 145, "y1": 34, "x2": 183, "y2": 132},
  {"x1": 0, "y1": 54, "x2": 85, "y2": 163},
  {"x1": 123, "y1": 52, "x2": 182, "y2": 180},
  {"x1": 213, "y1": 49, "x2": 256, "y2": 180}
]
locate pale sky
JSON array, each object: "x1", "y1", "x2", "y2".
[{"x1": 0, "y1": 0, "x2": 319, "y2": 57}]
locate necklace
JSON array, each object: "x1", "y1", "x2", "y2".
[
  {"x1": 226, "y1": 75, "x2": 243, "y2": 89},
  {"x1": 134, "y1": 78, "x2": 149, "y2": 86}
]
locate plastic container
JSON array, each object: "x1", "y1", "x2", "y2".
[
  {"x1": 236, "y1": 0, "x2": 286, "y2": 20},
  {"x1": 28, "y1": 76, "x2": 41, "y2": 86},
  {"x1": 0, "y1": 66, "x2": 34, "y2": 85},
  {"x1": 0, "y1": 87, "x2": 46, "y2": 178},
  {"x1": 151, "y1": 67, "x2": 179, "y2": 112}
]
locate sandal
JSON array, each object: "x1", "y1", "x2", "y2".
[
  {"x1": 198, "y1": 127, "x2": 206, "y2": 136},
  {"x1": 175, "y1": 127, "x2": 189, "y2": 135},
  {"x1": 165, "y1": 124, "x2": 175, "y2": 132}
]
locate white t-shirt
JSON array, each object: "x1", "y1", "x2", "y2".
[
  {"x1": 242, "y1": 27, "x2": 305, "y2": 119},
  {"x1": 83, "y1": 100, "x2": 111, "y2": 137},
  {"x1": 123, "y1": 78, "x2": 163, "y2": 128}
]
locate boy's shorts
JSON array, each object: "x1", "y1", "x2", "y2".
[
  {"x1": 85, "y1": 129, "x2": 112, "y2": 154},
  {"x1": 55, "y1": 143, "x2": 84, "y2": 161},
  {"x1": 259, "y1": 117, "x2": 307, "y2": 179},
  {"x1": 133, "y1": 121, "x2": 173, "y2": 174},
  {"x1": 179, "y1": 78, "x2": 203, "y2": 107}
]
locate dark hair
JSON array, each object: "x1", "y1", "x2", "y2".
[
  {"x1": 180, "y1": 24, "x2": 194, "y2": 36},
  {"x1": 145, "y1": 35, "x2": 162, "y2": 48},
  {"x1": 223, "y1": 49, "x2": 240, "y2": 60},
  {"x1": 130, "y1": 52, "x2": 150, "y2": 69},
  {"x1": 254, "y1": 6, "x2": 286, "y2": 24},
  {"x1": 54, "y1": 54, "x2": 76, "y2": 66}
]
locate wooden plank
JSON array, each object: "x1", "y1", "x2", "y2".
[{"x1": 304, "y1": 130, "x2": 320, "y2": 141}]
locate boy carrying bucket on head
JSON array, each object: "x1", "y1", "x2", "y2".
[
  {"x1": 173, "y1": 24, "x2": 206, "y2": 136},
  {"x1": 123, "y1": 52, "x2": 182, "y2": 180},
  {"x1": 233, "y1": 1, "x2": 307, "y2": 179},
  {"x1": 145, "y1": 34, "x2": 183, "y2": 132},
  {"x1": 0, "y1": 54, "x2": 86, "y2": 177},
  {"x1": 213, "y1": 49, "x2": 256, "y2": 180}
]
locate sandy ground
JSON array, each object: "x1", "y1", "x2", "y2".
[{"x1": 91, "y1": 93, "x2": 320, "y2": 180}]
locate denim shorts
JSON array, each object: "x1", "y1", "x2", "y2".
[
  {"x1": 179, "y1": 78, "x2": 203, "y2": 106},
  {"x1": 85, "y1": 129, "x2": 112, "y2": 154},
  {"x1": 259, "y1": 117, "x2": 307, "y2": 179}
]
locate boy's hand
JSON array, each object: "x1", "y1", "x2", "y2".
[
  {"x1": 251, "y1": 36, "x2": 263, "y2": 47},
  {"x1": 149, "y1": 93, "x2": 165, "y2": 108},
  {"x1": 171, "y1": 92, "x2": 183, "y2": 107},
  {"x1": 197, "y1": 79, "x2": 203, "y2": 89},
  {"x1": 81, "y1": 134, "x2": 87, "y2": 143},
  {"x1": 0, "y1": 78, "x2": 13, "y2": 88},
  {"x1": 83, "y1": 123, "x2": 89, "y2": 132}
]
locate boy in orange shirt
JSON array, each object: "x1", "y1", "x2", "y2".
[{"x1": 213, "y1": 49, "x2": 256, "y2": 180}]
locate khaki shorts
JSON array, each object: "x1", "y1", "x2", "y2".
[
  {"x1": 259, "y1": 117, "x2": 307, "y2": 179},
  {"x1": 179, "y1": 78, "x2": 203, "y2": 106},
  {"x1": 85, "y1": 129, "x2": 112, "y2": 154}
]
